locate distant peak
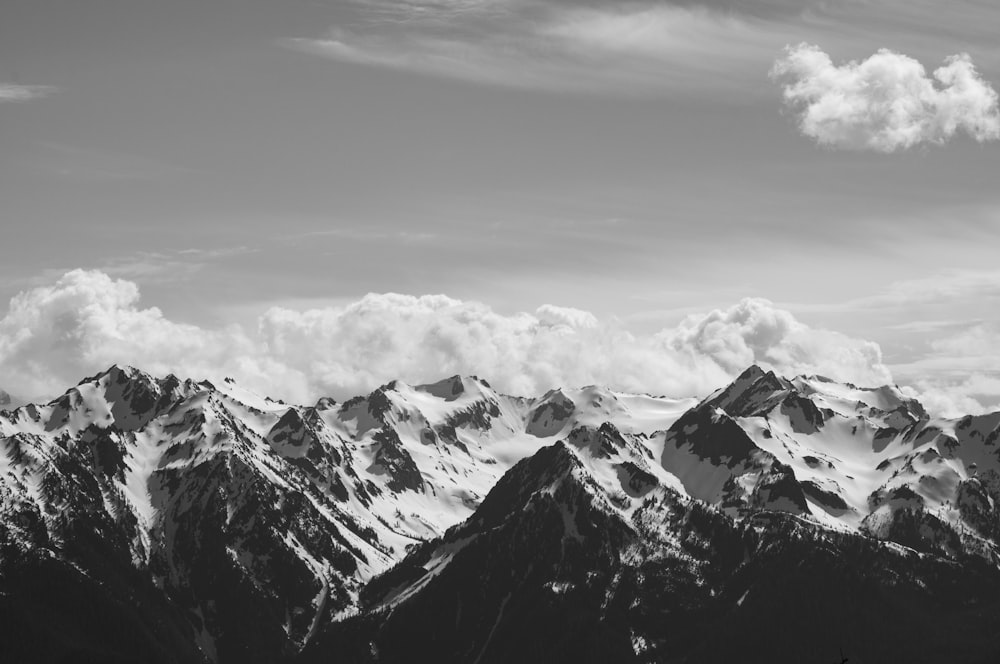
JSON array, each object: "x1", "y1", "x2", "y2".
[
  {"x1": 707, "y1": 364, "x2": 795, "y2": 417},
  {"x1": 314, "y1": 396, "x2": 337, "y2": 410},
  {"x1": 107, "y1": 363, "x2": 139, "y2": 377},
  {"x1": 539, "y1": 386, "x2": 572, "y2": 401},
  {"x1": 373, "y1": 378, "x2": 411, "y2": 395},
  {"x1": 416, "y1": 375, "x2": 497, "y2": 401},
  {"x1": 800, "y1": 373, "x2": 835, "y2": 384},
  {"x1": 736, "y1": 364, "x2": 769, "y2": 381},
  {"x1": 722, "y1": 364, "x2": 787, "y2": 393},
  {"x1": 416, "y1": 375, "x2": 467, "y2": 400},
  {"x1": 77, "y1": 364, "x2": 157, "y2": 389},
  {"x1": 275, "y1": 406, "x2": 305, "y2": 427}
]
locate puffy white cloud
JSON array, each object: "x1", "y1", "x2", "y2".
[
  {"x1": 663, "y1": 298, "x2": 892, "y2": 386},
  {"x1": 901, "y1": 374, "x2": 1000, "y2": 419},
  {"x1": 770, "y1": 44, "x2": 1000, "y2": 152},
  {"x1": 0, "y1": 270, "x2": 299, "y2": 402},
  {"x1": 534, "y1": 304, "x2": 600, "y2": 330},
  {"x1": 0, "y1": 270, "x2": 895, "y2": 406}
]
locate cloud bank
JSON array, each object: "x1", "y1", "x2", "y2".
[
  {"x1": 0, "y1": 270, "x2": 893, "y2": 406},
  {"x1": 896, "y1": 323, "x2": 1000, "y2": 417},
  {"x1": 771, "y1": 44, "x2": 1000, "y2": 152}
]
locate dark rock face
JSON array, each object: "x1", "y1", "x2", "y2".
[
  {"x1": 801, "y1": 479, "x2": 850, "y2": 512},
  {"x1": 957, "y1": 476, "x2": 1000, "y2": 540},
  {"x1": 445, "y1": 397, "x2": 501, "y2": 431},
  {"x1": 527, "y1": 390, "x2": 576, "y2": 437},
  {"x1": 780, "y1": 393, "x2": 828, "y2": 434},
  {"x1": 665, "y1": 406, "x2": 759, "y2": 468},
  {"x1": 748, "y1": 459, "x2": 809, "y2": 513},
  {"x1": 371, "y1": 428, "x2": 423, "y2": 493},
  {"x1": 710, "y1": 365, "x2": 791, "y2": 417}
]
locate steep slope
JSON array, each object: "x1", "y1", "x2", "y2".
[
  {"x1": 302, "y1": 426, "x2": 1000, "y2": 664},
  {"x1": 0, "y1": 368, "x2": 372, "y2": 663},
  {"x1": 301, "y1": 427, "x2": 723, "y2": 664}
]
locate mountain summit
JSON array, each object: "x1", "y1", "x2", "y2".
[{"x1": 1, "y1": 366, "x2": 999, "y2": 663}]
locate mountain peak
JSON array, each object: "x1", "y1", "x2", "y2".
[
  {"x1": 414, "y1": 375, "x2": 485, "y2": 401},
  {"x1": 78, "y1": 363, "x2": 148, "y2": 386},
  {"x1": 736, "y1": 364, "x2": 769, "y2": 382},
  {"x1": 54, "y1": 363, "x2": 189, "y2": 431},
  {"x1": 706, "y1": 364, "x2": 793, "y2": 417},
  {"x1": 314, "y1": 396, "x2": 337, "y2": 410}
]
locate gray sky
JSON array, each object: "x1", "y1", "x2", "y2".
[{"x1": 2, "y1": 0, "x2": 1000, "y2": 413}]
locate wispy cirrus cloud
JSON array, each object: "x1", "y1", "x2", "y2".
[
  {"x1": 781, "y1": 268, "x2": 1000, "y2": 317},
  {"x1": 771, "y1": 43, "x2": 1000, "y2": 151},
  {"x1": 286, "y1": 0, "x2": 816, "y2": 93},
  {"x1": 7, "y1": 247, "x2": 258, "y2": 291},
  {"x1": 0, "y1": 83, "x2": 55, "y2": 102},
  {"x1": 290, "y1": 0, "x2": 1000, "y2": 95}
]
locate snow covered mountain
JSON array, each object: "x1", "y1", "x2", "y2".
[
  {"x1": 658, "y1": 365, "x2": 1000, "y2": 559},
  {"x1": 2, "y1": 365, "x2": 1000, "y2": 663},
  {"x1": 0, "y1": 366, "x2": 692, "y2": 663}
]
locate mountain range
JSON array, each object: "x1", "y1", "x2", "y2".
[{"x1": 2, "y1": 365, "x2": 999, "y2": 663}]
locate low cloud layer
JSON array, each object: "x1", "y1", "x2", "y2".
[
  {"x1": 0, "y1": 83, "x2": 55, "y2": 102},
  {"x1": 771, "y1": 44, "x2": 1000, "y2": 152},
  {"x1": 896, "y1": 323, "x2": 1000, "y2": 417},
  {"x1": 0, "y1": 270, "x2": 893, "y2": 406}
]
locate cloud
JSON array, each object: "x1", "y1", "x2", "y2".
[
  {"x1": 901, "y1": 375, "x2": 1000, "y2": 418},
  {"x1": 890, "y1": 323, "x2": 1000, "y2": 376},
  {"x1": 288, "y1": 1, "x2": 802, "y2": 93},
  {"x1": 0, "y1": 270, "x2": 288, "y2": 401},
  {"x1": 877, "y1": 270, "x2": 1000, "y2": 307},
  {"x1": 534, "y1": 304, "x2": 600, "y2": 330},
  {"x1": 0, "y1": 83, "x2": 55, "y2": 102},
  {"x1": 664, "y1": 298, "x2": 892, "y2": 386},
  {"x1": 887, "y1": 322, "x2": 1000, "y2": 417},
  {"x1": 295, "y1": 1, "x2": 1000, "y2": 95},
  {"x1": 0, "y1": 270, "x2": 894, "y2": 408},
  {"x1": 770, "y1": 43, "x2": 1000, "y2": 151},
  {"x1": 930, "y1": 323, "x2": 1000, "y2": 359}
]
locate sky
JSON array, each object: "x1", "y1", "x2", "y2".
[{"x1": 2, "y1": 0, "x2": 1000, "y2": 414}]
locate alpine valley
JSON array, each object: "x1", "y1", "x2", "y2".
[{"x1": 2, "y1": 365, "x2": 1000, "y2": 664}]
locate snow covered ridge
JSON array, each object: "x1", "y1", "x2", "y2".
[{"x1": 2, "y1": 364, "x2": 1000, "y2": 663}]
